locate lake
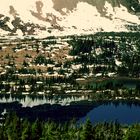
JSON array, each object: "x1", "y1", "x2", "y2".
[
  {"x1": 78, "y1": 102, "x2": 140, "y2": 125},
  {"x1": 0, "y1": 94, "x2": 140, "y2": 124}
]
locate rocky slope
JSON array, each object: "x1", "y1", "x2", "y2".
[{"x1": 0, "y1": 0, "x2": 140, "y2": 38}]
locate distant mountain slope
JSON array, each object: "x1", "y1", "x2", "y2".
[
  {"x1": 0, "y1": 0, "x2": 140, "y2": 38},
  {"x1": 52, "y1": 0, "x2": 140, "y2": 14}
]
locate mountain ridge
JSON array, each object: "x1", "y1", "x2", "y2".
[{"x1": 0, "y1": 0, "x2": 140, "y2": 38}]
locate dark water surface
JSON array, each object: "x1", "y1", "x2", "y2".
[
  {"x1": 78, "y1": 102, "x2": 140, "y2": 124},
  {"x1": 0, "y1": 94, "x2": 140, "y2": 124}
]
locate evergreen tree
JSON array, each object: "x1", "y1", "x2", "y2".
[{"x1": 81, "y1": 119, "x2": 94, "y2": 140}]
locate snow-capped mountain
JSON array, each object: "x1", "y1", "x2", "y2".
[{"x1": 0, "y1": 0, "x2": 140, "y2": 38}]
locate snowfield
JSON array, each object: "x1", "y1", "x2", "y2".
[{"x1": 0, "y1": 0, "x2": 139, "y2": 38}]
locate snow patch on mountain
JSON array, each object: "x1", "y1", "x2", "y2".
[
  {"x1": 0, "y1": 29, "x2": 9, "y2": 36},
  {"x1": 59, "y1": 2, "x2": 129, "y2": 32},
  {"x1": 0, "y1": 0, "x2": 60, "y2": 26},
  {"x1": 0, "y1": 0, "x2": 140, "y2": 38}
]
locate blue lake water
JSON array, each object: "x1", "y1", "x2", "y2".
[
  {"x1": 0, "y1": 94, "x2": 140, "y2": 124},
  {"x1": 78, "y1": 102, "x2": 140, "y2": 124}
]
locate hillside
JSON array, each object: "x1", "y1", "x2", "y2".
[{"x1": 0, "y1": 0, "x2": 140, "y2": 38}]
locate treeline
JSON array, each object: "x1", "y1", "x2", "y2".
[
  {"x1": 68, "y1": 32, "x2": 140, "y2": 77},
  {"x1": 1, "y1": 32, "x2": 140, "y2": 94},
  {"x1": 0, "y1": 73, "x2": 77, "y2": 94},
  {"x1": 0, "y1": 113, "x2": 140, "y2": 140}
]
